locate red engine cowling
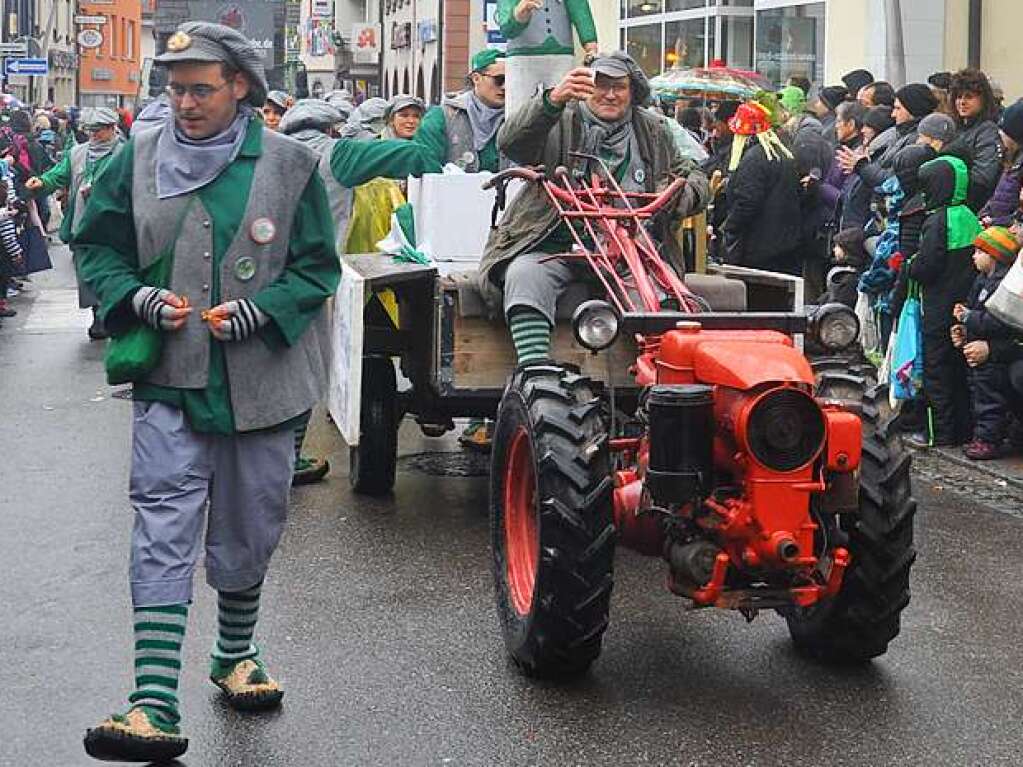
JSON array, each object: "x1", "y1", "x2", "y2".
[{"x1": 613, "y1": 324, "x2": 860, "y2": 609}]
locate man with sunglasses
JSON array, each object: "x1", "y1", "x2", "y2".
[
  {"x1": 25, "y1": 107, "x2": 122, "y2": 340},
  {"x1": 416, "y1": 49, "x2": 509, "y2": 174},
  {"x1": 72, "y1": 22, "x2": 341, "y2": 763}
]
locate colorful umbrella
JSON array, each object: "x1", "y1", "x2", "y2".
[{"x1": 650, "y1": 66, "x2": 772, "y2": 102}]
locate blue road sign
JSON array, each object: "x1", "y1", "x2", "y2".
[{"x1": 4, "y1": 58, "x2": 48, "y2": 76}]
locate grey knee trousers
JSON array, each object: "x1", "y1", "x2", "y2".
[
  {"x1": 129, "y1": 402, "x2": 293, "y2": 607},
  {"x1": 502, "y1": 251, "x2": 593, "y2": 326}
]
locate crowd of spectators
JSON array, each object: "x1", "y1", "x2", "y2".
[{"x1": 683, "y1": 67, "x2": 1023, "y2": 460}]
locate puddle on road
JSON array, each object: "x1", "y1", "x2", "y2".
[{"x1": 398, "y1": 451, "x2": 490, "y2": 477}]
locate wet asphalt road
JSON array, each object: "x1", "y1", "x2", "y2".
[{"x1": 3, "y1": 253, "x2": 1023, "y2": 766}]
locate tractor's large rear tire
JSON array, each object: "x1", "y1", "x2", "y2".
[
  {"x1": 491, "y1": 364, "x2": 615, "y2": 678},
  {"x1": 349, "y1": 356, "x2": 398, "y2": 496},
  {"x1": 785, "y1": 376, "x2": 916, "y2": 663}
]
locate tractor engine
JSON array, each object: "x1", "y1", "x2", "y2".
[{"x1": 613, "y1": 324, "x2": 862, "y2": 610}]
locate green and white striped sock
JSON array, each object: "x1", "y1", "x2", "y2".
[
  {"x1": 128, "y1": 604, "x2": 188, "y2": 726},
  {"x1": 293, "y1": 410, "x2": 312, "y2": 464},
  {"x1": 211, "y1": 582, "x2": 262, "y2": 671},
  {"x1": 509, "y1": 308, "x2": 551, "y2": 364}
]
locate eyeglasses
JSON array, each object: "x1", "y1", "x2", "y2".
[
  {"x1": 479, "y1": 73, "x2": 505, "y2": 87},
  {"x1": 165, "y1": 81, "x2": 230, "y2": 101}
]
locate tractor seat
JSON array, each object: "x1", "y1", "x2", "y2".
[{"x1": 442, "y1": 270, "x2": 748, "y2": 320}]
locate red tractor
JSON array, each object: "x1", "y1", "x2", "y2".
[{"x1": 486, "y1": 162, "x2": 916, "y2": 677}]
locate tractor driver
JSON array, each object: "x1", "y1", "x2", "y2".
[{"x1": 477, "y1": 52, "x2": 710, "y2": 365}]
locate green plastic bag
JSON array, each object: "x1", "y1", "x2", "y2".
[
  {"x1": 104, "y1": 198, "x2": 194, "y2": 385},
  {"x1": 104, "y1": 254, "x2": 173, "y2": 385}
]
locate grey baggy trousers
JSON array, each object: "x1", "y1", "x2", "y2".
[{"x1": 129, "y1": 401, "x2": 293, "y2": 607}]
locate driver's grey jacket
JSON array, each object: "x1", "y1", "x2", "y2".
[{"x1": 477, "y1": 92, "x2": 709, "y2": 314}]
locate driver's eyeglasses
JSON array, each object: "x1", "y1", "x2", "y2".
[
  {"x1": 166, "y1": 82, "x2": 230, "y2": 101},
  {"x1": 480, "y1": 73, "x2": 505, "y2": 87}
]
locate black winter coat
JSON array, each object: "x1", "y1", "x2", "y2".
[
  {"x1": 721, "y1": 143, "x2": 802, "y2": 269},
  {"x1": 907, "y1": 162, "x2": 977, "y2": 335},
  {"x1": 855, "y1": 118, "x2": 921, "y2": 190},
  {"x1": 964, "y1": 262, "x2": 1013, "y2": 345},
  {"x1": 945, "y1": 118, "x2": 1002, "y2": 212}
]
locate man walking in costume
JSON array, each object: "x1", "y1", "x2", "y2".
[
  {"x1": 497, "y1": 0, "x2": 599, "y2": 113},
  {"x1": 74, "y1": 22, "x2": 339, "y2": 762},
  {"x1": 26, "y1": 107, "x2": 122, "y2": 340}
]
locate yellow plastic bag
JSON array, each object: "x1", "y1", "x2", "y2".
[{"x1": 345, "y1": 178, "x2": 406, "y2": 327}]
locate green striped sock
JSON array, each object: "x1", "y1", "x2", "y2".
[
  {"x1": 293, "y1": 410, "x2": 312, "y2": 463},
  {"x1": 128, "y1": 604, "x2": 188, "y2": 726},
  {"x1": 211, "y1": 582, "x2": 262, "y2": 667},
  {"x1": 509, "y1": 308, "x2": 551, "y2": 364}
]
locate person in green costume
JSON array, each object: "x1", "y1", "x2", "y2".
[
  {"x1": 26, "y1": 107, "x2": 123, "y2": 340},
  {"x1": 496, "y1": 0, "x2": 599, "y2": 113},
  {"x1": 415, "y1": 49, "x2": 508, "y2": 174},
  {"x1": 415, "y1": 49, "x2": 510, "y2": 450},
  {"x1": 74, "y1": 22, "x2": 340, "y2": 763}
]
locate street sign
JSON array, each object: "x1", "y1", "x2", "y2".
[
  {"x1": 75, "y1": 15, "x2": 108, "y2": 25},
  {"x1": 4, "y1": 58, "x2": 48, "y2": 77},
  {"x1": 0, "y1": 42, "x2": 28, "y2": 57},
  {"x1": 78, "y1": 29, "x2": 103, "y2": 49}
]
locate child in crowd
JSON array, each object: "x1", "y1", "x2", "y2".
[
  {"x1": 818, "y1": 227, "x2": 868, "y2": 308},
  {"x1": 952, "y1": 226, "x2": 1022, "y2": 459},
  {"x1": 906, "y1": 155, "x2": 982, "y2": 448}
]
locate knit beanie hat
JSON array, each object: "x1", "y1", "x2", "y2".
[
  {"x1": 974, "y1": 226, "x2": 1021, "y2": 265},
  {"x1": 864, "y1": 105, "x2": 895, "y2": 134},
  {"x1": 893, "y1": 144, "x2": 937, "y2": 192},
  {"x1": 818, "y1": 85, "x2": 848, "y2": 111},
  {"x1": 841, "y1": 69, "x2": 874, "y2": 98},
  {"x1": 895, "y1": 83, "x2": 938, "y2": 119},
  {"x1": 778, "y1": 85, "x2": 806, "y2": 116},
  {"x1": 918, "y1": 113, "x2": 957, "y2": 144},
  {"x1": 927, "y1": 71, "x2": 952, "y2": 91},
  {"x1": 999, "y1": 99, "x2": 1023, "y2": 146}
]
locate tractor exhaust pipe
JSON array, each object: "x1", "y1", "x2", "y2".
[{"x1": 645, "y1": 385, "x2": 714, "y2": 507}]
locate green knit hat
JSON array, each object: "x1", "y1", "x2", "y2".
[
  {"x1": 471, "y1": 49, "x2": 506, "y2": 74},
  {"x1": 974, "y1": 226, "x2": 1021, "y2": 265},
  {"x1": 778, "y1": 85, "x2": 807, "y2": 117}
]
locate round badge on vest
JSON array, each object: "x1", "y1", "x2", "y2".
[
  {"x1": 250, "y1": 217, "x2": 276, "y2": 245},
  {"x1": 634, "y1": 168, "x2": 646, "y2": 185},
  {"x1": 234, "y1": 256, "x2": 257, "y2": 282}
]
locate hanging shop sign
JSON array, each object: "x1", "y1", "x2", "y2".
[
  {"x1": 78, "y1": 29, "x2": 104, "y2": 49},
  {"x1": 390, "y1": 21, "x2": 411, "y2": 50},
  {"x1": 352, "y1": 23, "x2": 379, "y2": 65},
  {"x1": 417, "y1": 19, "x2": 437, "y2": 45}
]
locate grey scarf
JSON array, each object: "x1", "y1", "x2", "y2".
[
  {"x1": 578, "y1": 102, "x2": 635, "y2": 172},
  {"x1": 466, "y1": 92, "x2": 504, "y2": 151},
  {"x1": 155, "y1": 108, "x2": 252, "y2": 199},
  {"x1": 86, "y1": 136, "x2": 120, "y2": 165}
]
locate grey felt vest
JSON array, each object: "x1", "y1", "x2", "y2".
[
  {"x1": 507, "y1": 1, "x2": 573, "y2": 53},
  {"x1": 316, "y1": 138, "x2": 354, "y2": 255},
  {"x1": 131, "y1": 127, "x2": 333, "y2": 432},
  {"x1": 443, "y1": 91, "x2": 510, "y2": 172},
  {"x1": 68, "y1": 143, "x2": 90, "y2": 233}
]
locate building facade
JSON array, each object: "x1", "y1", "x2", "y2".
[
  {"x1": 39, "y1": 0, "x2": 78, "y2": 106},
  {"x1": 77, "y1": 0, "x2": 143, "y2": 108},
  {"x1": 593, "y1": 0, "x2": 1023, "y2": 100}
]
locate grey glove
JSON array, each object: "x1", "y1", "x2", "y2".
[
  {"x1": 207, "y1": 299, "x2": 269, "y2": 342},
  {"x1": 132, "y1": 287, "x2": 187, "y2": 331}
]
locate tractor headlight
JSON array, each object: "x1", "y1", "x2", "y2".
[
  {"x1": 808, "y1": 303, "x2": 860, "y2": 351},
  {"x1": 572, "y1": 300, "x2": 621, "y2": 352}
]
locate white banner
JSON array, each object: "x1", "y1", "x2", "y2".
[{"x1": 352, "y1": 23, "x2": 380, "y2": 65}]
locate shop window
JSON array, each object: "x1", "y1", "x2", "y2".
[
  {"x1": 755, "y1": 2, "x2": 825, "y2": 88},
  {"x1": 665, "y1": 18, "x2": 707, "y2": 70},
  {"x1": 626, "y1": 24, "x2": 662, "y2": 78},
  {"x1": 719, "y1": 15, "x2": 753, "y2": 69},
  {"x1": 666, "y1": 1, "x2": 707, "y2": 10}
]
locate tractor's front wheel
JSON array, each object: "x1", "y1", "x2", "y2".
[
  {"x1": 491, "y1": 364, "x2": 615, "y2": 678},
  {"x1": 785, "y1": 377, "x2": 917, "y2": 663}
]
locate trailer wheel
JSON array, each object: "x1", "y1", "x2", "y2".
[
  {"x1": 785, "y1": 377, "x2": 917, "y2": 663},
  {"x1": 491, "y1": 364, "x2": 615, "y2": 678},
  {"x1": 349, "y1": 356, "x2": 398, "y2": 496}
]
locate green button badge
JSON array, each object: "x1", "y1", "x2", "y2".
[{"x1": 234, "y1": 256, "x2": 257, "y2": 282}]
